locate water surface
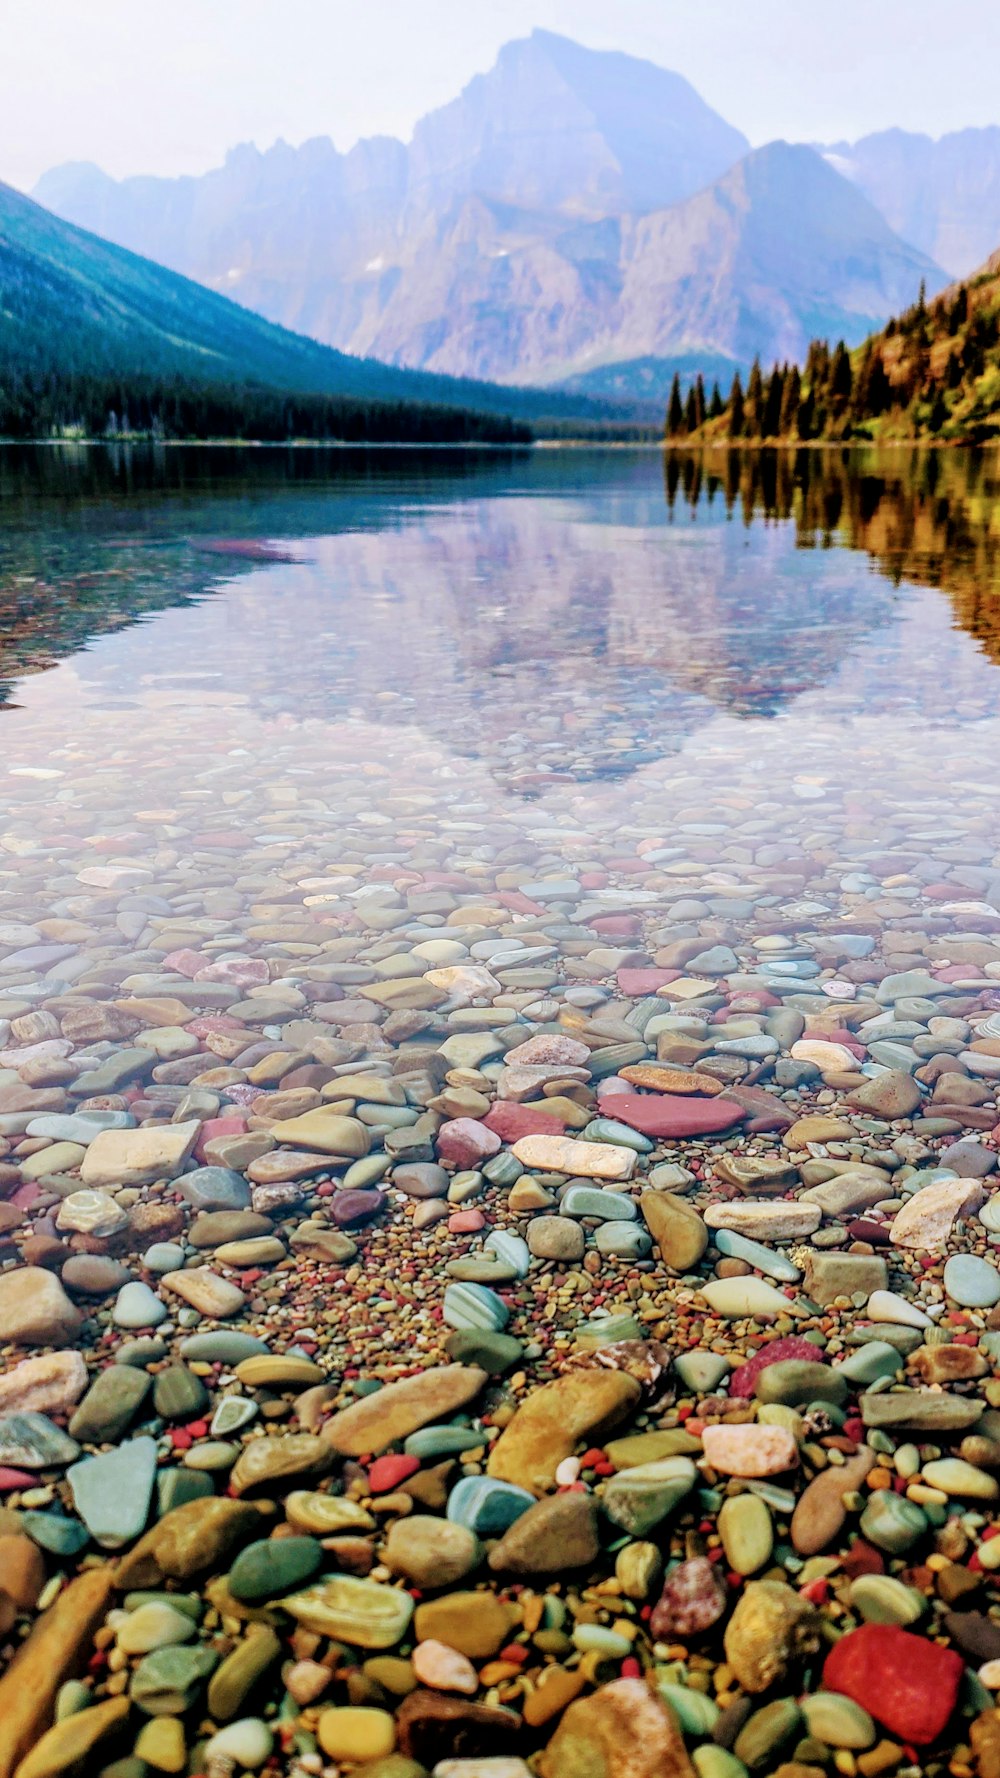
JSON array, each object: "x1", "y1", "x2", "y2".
[{"x1": 0, "y1": 443, "x2": 999, "y2": 946}]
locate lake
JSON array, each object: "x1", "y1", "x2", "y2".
[{"x1": 2, "y1": 442, "x2": 1000, "y2": 1769}]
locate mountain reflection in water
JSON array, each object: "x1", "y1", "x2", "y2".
[{"x1": 0, "y1": 444, "x2": 998, "y2": 797}]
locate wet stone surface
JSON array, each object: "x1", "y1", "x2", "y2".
[{"x1": 1, "y1": 447, "x2": 1000, "y2": 1775}]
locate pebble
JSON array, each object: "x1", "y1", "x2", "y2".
[{"x1": 3, "y1": 476, "x2": 1000, "y2": 1774}]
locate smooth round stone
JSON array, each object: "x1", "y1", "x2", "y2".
[
  {"x1": 714, "y1": 1230, "x2": 801, "y2": 1283},
  {"x1": 18, "y1": 1509, "x2": 90, "y2": 1555},
  {"x1": 601, "y1": 1457, "x2": 698, "y2": 1536},
  {"x1": 114, "y1": 1281, "x2": 168, "y2": 1329},
  {"x1": 848, "y1": 1574, "x2": 926, "y2": 1626},
  {"x1": 183, "y1": 1441, "x2": 238, "y2": 1472},
  {"x1": 980, "y1": 1198, "x2": 1000, "y2": 1234},
  {"x1": 117, "y1": 1601, "x2": 196, "y2": 1655},
  {"x1": 583, "y1": 1118, "x2": 654, "y2": 1153},
  {"x1": 204, "y1": 1720, "x2": 273, "y2": 1770},
  {"x1": 446, "y1": 1476, "x2": 535, "y2": 1536},
  {"x1": 800, "y1": 1693, "x2": 877, "y2": 1751},
  {"x1": 179, "y1": 1332, "x2": 269, "y2": 1363},
  {"x1": 444, "y1": 1329, "x2": 524, "y2": 1374},
  {"x1": 483, "y1": 1231, "x2": 530, "y2": 1278},
  {"x1": 944, "y1": 1254, "x2": 1000, "y2": 1308},
  {"x1": 561, "y1": 1184, "x2": 637, "y2": 1221},
  {"x1": 61, "y1": 1256, "x2": 132, "y2": 1296},
  {"x1": 130, "y1": 1644, "x2": 218, "y2": 1715},
  {"x1": 153, "y1": 1366, "x2": 209, "y2": 1422},
  {"x1": 594, "y1": 1222, "x2": 652, "y2": 1258},
  {"x1": 442, "y1": 1282, "x2": 510, "y2": 1333},
  {"x1": 142, "y1": 1243, "x2": 186, "y2": 1275},
  {"x1": 403, "y1": 1425, "x2": 486, "y2": 1459},
  {"x1": 674, "y1": 1351, "x2": 730, "y2": 1393},
  {"x1": 575, "y1": 1312, "x2": 643, "y2": 1346},
  {"x1": 210, "y1": 1397, "x2": 259, "y2": 1437},
  {"x1": 526, "y1": 1216, "x2": 585, "y2": 1262},
  {"x1": 228, "y1": 1536, "x2": 324, "y2": 1601},
  {"x1": 754, "y1": 1361, "x2": 847, "y2": 1408},
  {"x1": 175, "y1": 1167, "x2": 251, "y2": 1211},
  {"x1": 115, "y1": 1338, "x2": 168, "y2": 1368},
  {"x1": 859, "y1": 1490, "x2": 928, "y2": 1553}
]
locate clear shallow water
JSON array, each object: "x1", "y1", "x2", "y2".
[{"x1": 0, "y1": 444, "x2": 999, "y2": 837}]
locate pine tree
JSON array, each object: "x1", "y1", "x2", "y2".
[
  {"x1": 779, "y1": 364, "x2": 801, "y2": 434},
  {"x1": 708, "y1": 381, "x2": 723, "y2": 419},
  {"x1": 948, "y1": 285, "x2": 969, "y2": 335},
  {"x1": 666, "y1": 372, "x2": 684, "y2": 437},
  {"x1": 829, "y1": 341, "x2": 853, "y2": 413},
  {"x1": 744, "y1": 357, "x2": 763, "y2": 436},
  {"x1": 684, "y1": 384, "x2": 699, "y2": 432},
  {"x1": 727, "y1": 372, "x2": 745, "y2": 438},
  {"x1": 693, "y1": 374, "x2": 706, "y2": 432},
  {"x1": 761, "y1": 365, "x2": 785, "y2": 437}
]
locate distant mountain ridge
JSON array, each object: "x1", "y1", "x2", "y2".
[
  {"x1": 821, "y1": 127, "x2": 1000, "y2": 278},
  {"x1": 33, "y1": 30, "x2": 946, "y2": 399}
]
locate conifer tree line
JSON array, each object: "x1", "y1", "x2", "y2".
[
  {"x1": 0, "y1": 367, "x2": 533, "y2": 446},
  {"x1": 664, "y1": 274, "x2": 1000, "y2": 443}
]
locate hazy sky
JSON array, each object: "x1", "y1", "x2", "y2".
[{"x1": 4, "y1": 0, "x2": 1000, "y2": 192}]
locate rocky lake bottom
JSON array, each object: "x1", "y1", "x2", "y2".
[{"x1": 0, "y1": 445, "x2": 999, "y2": 1778}]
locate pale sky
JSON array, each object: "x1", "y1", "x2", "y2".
[{"x1": 3, "y1": 0, "x2": 1000, "y2": 193}]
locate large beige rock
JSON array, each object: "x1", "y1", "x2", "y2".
[
  {"x1": 782, "y1": 1116, "x2": 854, "y2": 1151},
  {"x1": 889, "y1": 1177, "x2": 985, "y2": 1250},
  {"x1": 323, "y1": 1364, "x2": 487, "y2": 1457},
  {"x1": 0, "y1": 1269, "x2": 82, "y2": 1348},
  {"x1": 512, "y1": 1133, "x2": 635, "y2": 1181},
  {"x1": 80, "y1": 1120, "x2": 200, "y2": 1187},
  {"x1": 539, "y1": 1677, "x2": 695, "y2": 1778},
  {"x1": 640, "y1": 1193, "x2": 707, "y2": 1271},
  {"x1": 0, "y1": 1351, "x2": 87, "y2": 1416},
  {"x1": 703, "y1": 1200, "x2": 820, "y2": 1239},
  {"x1": 723, "y1": 1580, "x2": 821, "y2": 1692},
  {"x1": 0, "y1": 1567, "x2": 115, "y2": 1778},
  {"x1": 265, "y1": 1111, "x2": 369, "y2": 1156},
  {"x1": 159, "y1": 1267, "x2": 246, "y2": 1318},
  {"x1": 488, "y1": 1370, "x2": 641, "y2": 1495}
]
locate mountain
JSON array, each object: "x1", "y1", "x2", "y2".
[
  {"x1": 0, "y1": 178, "x2": 654, "y2": 439},
  {"x1": 581, "y1": 142, "x2": 944, "y2": 388},
  {"x1": 679, "y1": 243, "x2": 1000, "y2": 443},
  {"x1": 823, "y1": 128, "x2": 1000, "y2": 279},
  {"x1": 32, "y1": 34, "x2": 944, "y2": 396}
]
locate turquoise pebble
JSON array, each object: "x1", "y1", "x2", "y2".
[
  {"x1": 446, "y1": 1476, "x2": 534, "y2": 1535},
  {"x1": 442, "y1": 1282, "x2": 510, "y2": 1332}
]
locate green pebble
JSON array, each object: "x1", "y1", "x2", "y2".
[
  {"x1": 657, "y1": 1682, "x2": 720, "y2": 1736},
  {"x1": 859, "y1": 1490, "x2": 928, "y2": 1554},
  {"x1": 800, "y1": 1693, "x2": 877, "y2": 1749},
  {"x1": 847, "y1": 1574, "x2": 925, "y2": 1626},
  {"x1": 734, "y1": 1700, "x2": 802, "y2": 1770},
  {"x1": 130, "y1": 1644, "x2": 218, "y2": 1716},
  {"x1": 693, "y1": 1750, "x2": 749, "y2": 1778},
  {"x1": 227, "y1": 1537, "x2": 323, "y2": 1602}
]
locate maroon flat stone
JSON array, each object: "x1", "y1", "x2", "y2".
[{"x1": 608, "y1": 1094, "x2": 744, "y2": 1137}]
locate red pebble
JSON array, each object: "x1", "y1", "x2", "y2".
[
  {"x1": 609, "y1": 1093, "x2": 744, "y2": 1139},
  {"x1": 0, "y1": 1467, "x2": 37, "y2": 1490},
  {"x1": 616, "y1": 968, "x2": 680, "y2": 996},
  {"x1": 729, "y1": 1337, "x2": 831, "y2": 1399},
  {"x1": 620, "y1": 1656, "x2": 641, "y2": 1679},
  {"x1": 500, "y1": 1643, "x2": 528, "y2": 1665},
  {"x1": 483, "y1": 1102, "x2": 564, "y2": 1141},
  {"x1": 367, "y1": 1454, "x2": 420, "y2": 1493},
  {"x1": 579, "y1": 1449, "x2": 606, "y2": 1469},
  {"x1": 823, "y1": 1625, "x2": 963, "y2": 1745}
]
